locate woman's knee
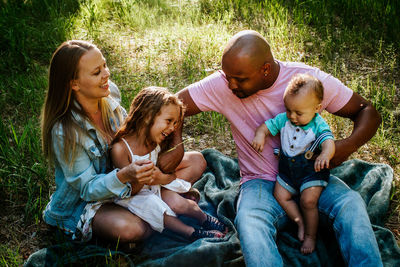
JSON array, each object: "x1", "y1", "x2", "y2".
[
  {"x1": 93, "y1": 204, "x2": 152, "y2": 242},
  {"x1": 112, "y1": 218, "x2": 151, "y2": 242}
]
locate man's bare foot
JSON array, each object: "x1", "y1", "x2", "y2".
[{"x1": 301, "y1": 235, "x2": 316, "y2": 254}]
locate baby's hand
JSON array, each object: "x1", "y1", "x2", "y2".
[
  {"x1": 252, "y1": 124, "x2": 269, "y2": 153},
  {"x1": 314, "y1": 154, "x2": 330, "y2": 172},
  {"x1": 251, "y1": 134, "x2": 265, "y2": 153}
]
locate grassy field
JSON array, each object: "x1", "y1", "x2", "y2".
[{"x1": 1, "y1": 0, "x2": 399, "y2": 265}]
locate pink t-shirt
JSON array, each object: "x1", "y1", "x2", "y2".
[{"x1": 187, "y1": 61, "x2": 353, "y2": 184}]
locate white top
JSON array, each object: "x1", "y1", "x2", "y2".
[{"x1": 266, "y1": 112, "x2": 333, "y2": 157}]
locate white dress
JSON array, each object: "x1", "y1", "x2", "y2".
[{"x1": 114, "y1": 138, "x2": 191, "y2": 232}]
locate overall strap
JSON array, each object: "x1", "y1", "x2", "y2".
[{"x1": 305, "y1": 132, "x2": 333, "y2": 159}]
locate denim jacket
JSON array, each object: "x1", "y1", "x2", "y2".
[{"x1": 43, "y1": 81, "x2": 129, "y2": 235}]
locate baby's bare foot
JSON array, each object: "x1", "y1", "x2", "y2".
[
  {"x1": 294, "y1": 218, "x2": 304, "y2": 241},
  {"x1": 297, "y1": 224, "x2": 304, "y2": 241},
  {"x1": 301, "y1": 235, "x2": 316, "y2": 254}
]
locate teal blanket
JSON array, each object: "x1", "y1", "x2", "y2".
[{"x1": 25, "y1": 149, "x2": 400, "y2": 266}]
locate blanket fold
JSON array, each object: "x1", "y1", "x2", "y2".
[{"x1": 25, "y1": 149, "x2": 400, "y2": 267}]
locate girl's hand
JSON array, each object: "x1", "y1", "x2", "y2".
[{"x1": 150, "y1": 166, "x2": 176, "y2": 185}]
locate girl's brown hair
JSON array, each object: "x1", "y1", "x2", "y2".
[
  {"x1": 113, "y1": 86, "x2": 184, "y2": 148},
  {"x1": 41, "y1": 40, "x2": 122, "y2": 164}
]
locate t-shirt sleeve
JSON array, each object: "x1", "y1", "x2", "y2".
[
  {"x1": 186, "y1": 71, "x2": 229, "y2": 113},
  {"x1": 313, "y1": 68, "x2": 353, "y2": 114},
  {"x1": 266, "y1": 112, "x2": 287, "y2": 136}
]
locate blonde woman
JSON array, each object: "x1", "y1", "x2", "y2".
[{"x1": 41, "y1": 40, "x2": 206, "y2": 243}]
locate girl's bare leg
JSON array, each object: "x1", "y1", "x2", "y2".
[
  {"x1": 163, "y1": 214, "x2": 195, "y2": 237},
  {"x1": 161, "y1": 189, "x2": 207, "y2": 223},
  {"x1": 300, "y1": 186, "x2": 324, "y2": 254},
  {"x1": 274, "y1": 183, "x2": 305, "y2": 241},
  {"x1": 92, "y1": 203, "x2": 153, "y2": 243}
]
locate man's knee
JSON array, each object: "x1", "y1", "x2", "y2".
[
  {"x1": 340, "y1": 190, "x2": 365, "y2": 210},
  {"x1": 325, "y1": 189, "x2": 369, "y2": 227},
  {"x1": 320, "y1": 178, "x2": 366, "y2": 215}
]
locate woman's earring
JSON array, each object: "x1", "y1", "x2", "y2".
[{"x1": 264, "y1": 73, "x2": 268, "y2": 77}]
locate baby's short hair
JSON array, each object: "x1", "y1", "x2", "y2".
[{"x1": 285, "y1": 74, "x2": 324, "y2": 102}]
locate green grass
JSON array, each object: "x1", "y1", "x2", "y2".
[
  {"x1": 1, "y1": 0, "x2": 399, "y2": 264},
  {"x1": 0, "y1": 245, "x2": 22, "y2": 266}
]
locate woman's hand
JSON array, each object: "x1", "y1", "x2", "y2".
[{"x1": 117, "y1": 159, "x2": 154, "y2": 185}]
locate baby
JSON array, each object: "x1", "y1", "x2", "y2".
[{"x1": 252, "y1": 73, "x2": 335, "y2": 254}]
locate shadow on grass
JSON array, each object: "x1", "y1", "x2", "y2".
[
  {"x1": 0, "y1": 1, "x2": 82, "y2": 263},
  {"x1": 0, "y1": 0, "x2": 81, "y2": 73},
  {"x1": 200, "y1": 0, "x2": 400, "y2": 54}
]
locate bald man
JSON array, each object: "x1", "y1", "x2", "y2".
[{"x1": 168, "y1": 30, "x2": 382, "y2": 266}]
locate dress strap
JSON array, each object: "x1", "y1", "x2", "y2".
[{"x1": 121, "y1": 138, "x2": 135, "y2": 161}]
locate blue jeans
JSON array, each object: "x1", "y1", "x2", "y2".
[{"x1": 235, "y1": 176, "x2": 382, "y2": 267}]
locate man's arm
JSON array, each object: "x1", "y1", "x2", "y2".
[
  {"x1": 157, "y1": 88, "x2": 202, "y2": 173},
  {"x1": 177, "y1": 88, "x2": 202, "y2": 116},
  {"x1": 331, "y1": 92, "x2": 382, "y2": 168}
]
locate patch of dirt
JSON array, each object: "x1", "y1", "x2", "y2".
[{"x1": 0, "y1": 203, "x2": 55, "y2": 263}]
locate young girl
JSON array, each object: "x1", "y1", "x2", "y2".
[
  {"x1": 111, "y1": 87, "x2": 227, "y2": 240},
  {"x1": 252, "y1": 74, "x2": 335, "y2": 254}
]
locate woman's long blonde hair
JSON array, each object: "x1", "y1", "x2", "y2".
[{"x1": 41, "y1": 40, "x2": 122, "y2": 164}]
